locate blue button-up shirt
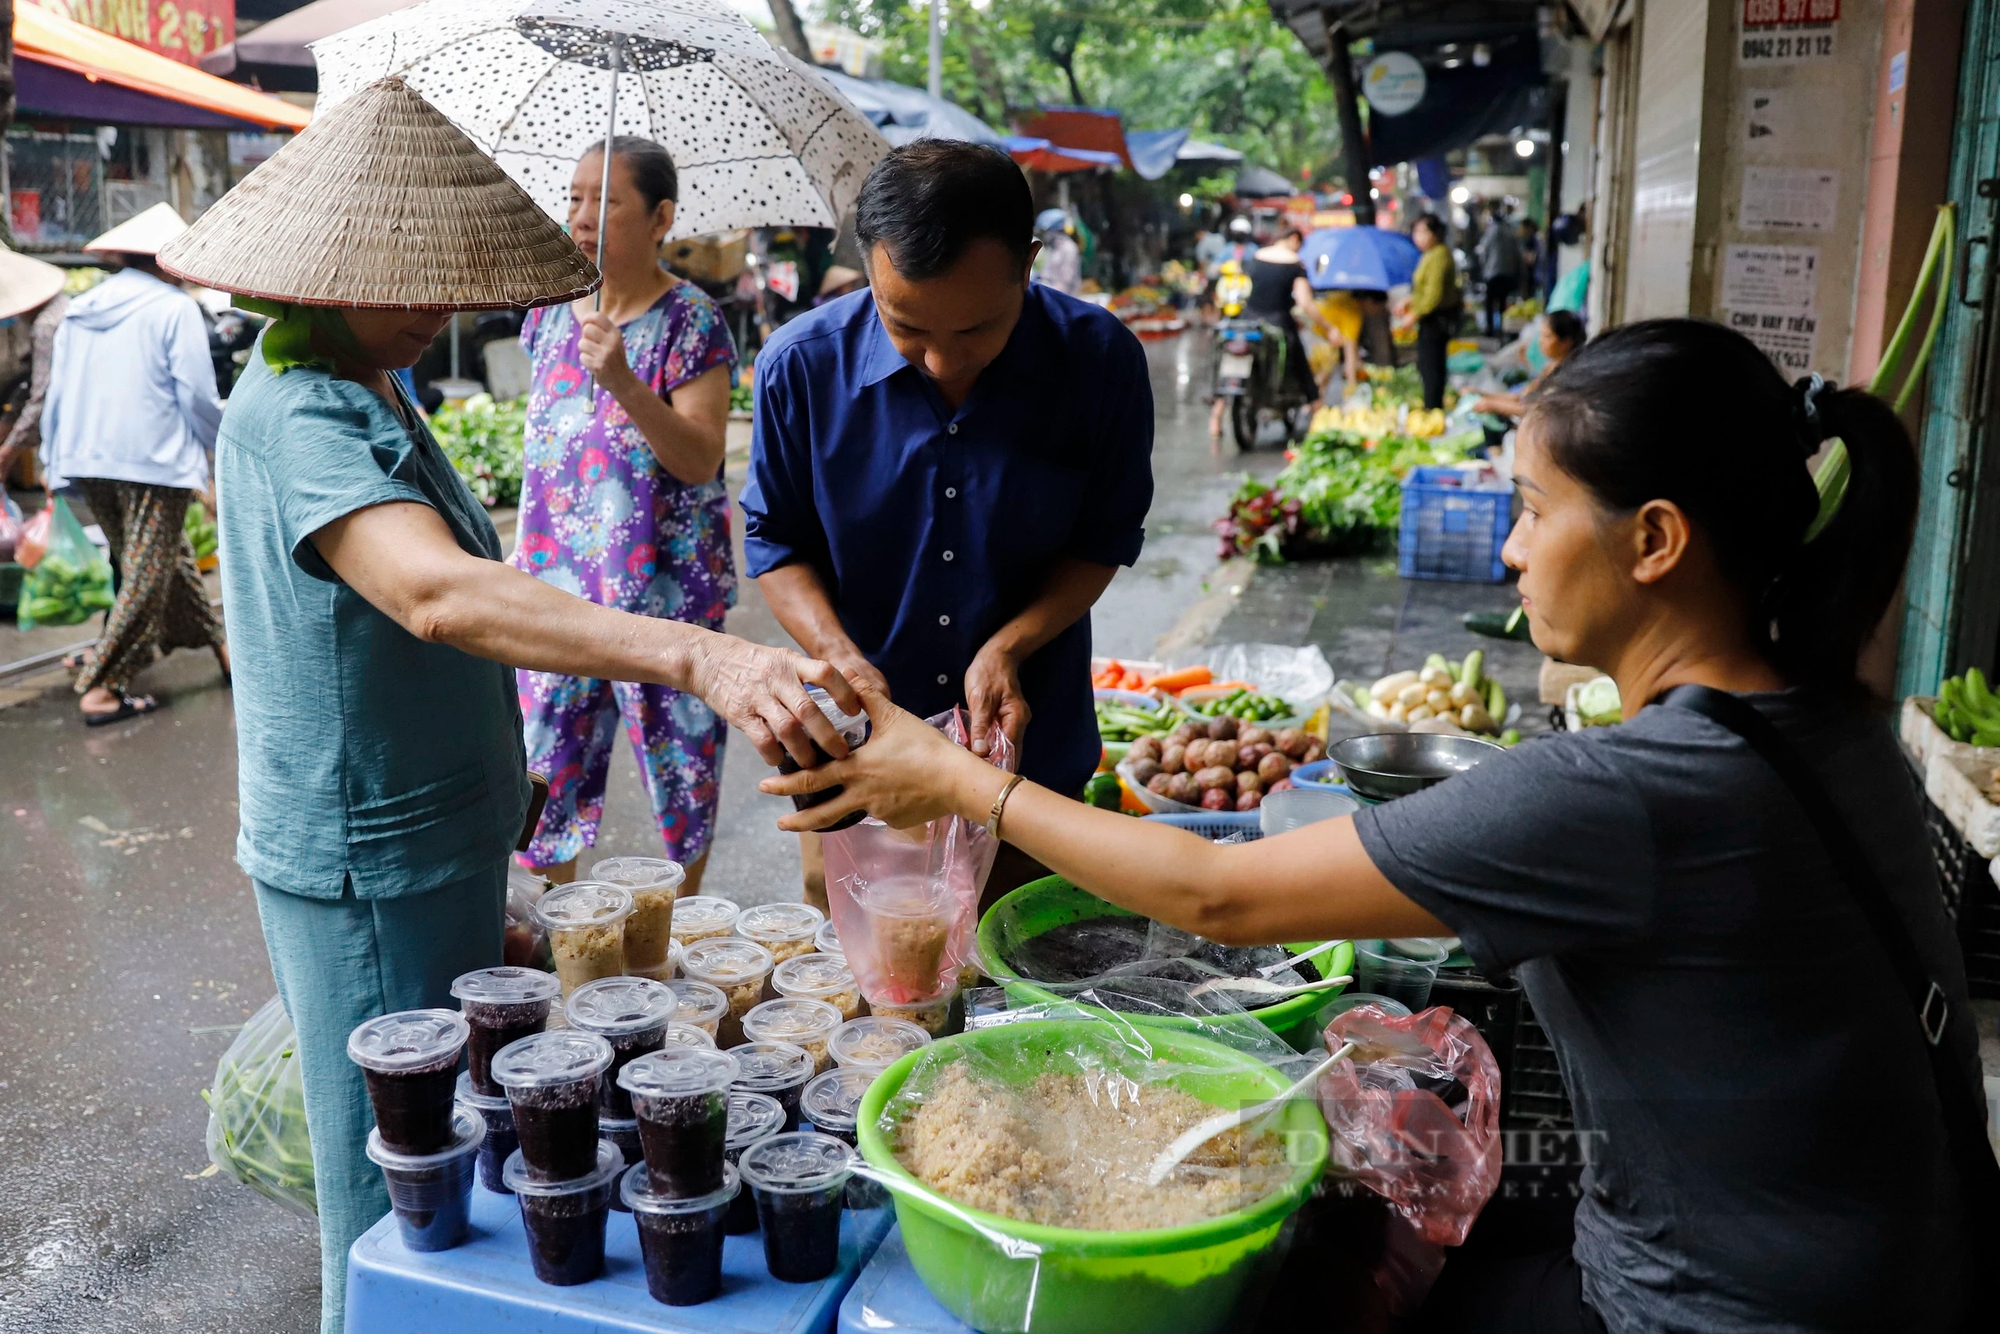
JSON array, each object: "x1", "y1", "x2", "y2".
[{"x1": 741, "y1": 284, "x2": 1155, "y2": 797}]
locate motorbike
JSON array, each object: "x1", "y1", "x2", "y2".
[{"x1": 1208, "y1": 264, "x2": 1314, "y2": 450}]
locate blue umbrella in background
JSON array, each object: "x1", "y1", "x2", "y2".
[{"x1": 1300, "y1": 226, "x2": 1421, "y2": 291}]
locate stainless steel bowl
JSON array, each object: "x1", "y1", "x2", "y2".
[{"x1": 1330, "y1": 732, "x2": 1505, "y2": 800}]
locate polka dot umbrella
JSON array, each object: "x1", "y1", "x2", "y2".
[{"x1": 310, "y1": 0, "x2": 891, "y2": 268}]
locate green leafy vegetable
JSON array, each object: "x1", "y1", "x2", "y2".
[{"x1": 430, "y1": 393, "x2": 527, "y2": 509}]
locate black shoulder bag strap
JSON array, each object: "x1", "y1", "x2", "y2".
[{"x1": 1658, "y1": 684, "x2": 1998, "y2": 1325}]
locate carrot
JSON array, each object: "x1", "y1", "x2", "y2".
[
  {"x1": 1148, "y1": 665, "x2": 1213, "y2": 693},
  {"x1": 1120, "y1": 669, "x2": 1147, "y2": 690}
]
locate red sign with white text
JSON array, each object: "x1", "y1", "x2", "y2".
[
  {"x1": 30, "y1": 0, "x2": 236, "y2": 67},
  {"x1": 1743, "y1": 0, "x2": 1839, "y2": 24}
]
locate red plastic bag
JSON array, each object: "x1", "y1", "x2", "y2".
[
  {"x1": 820, "y1": 708, "x2": 1016, "y2": 1015},
  {"x1": 1315, "y1": 1004, "x2": 1502, "y2": 1246},
  {"x1": 14, "y1": 503, "x2": 51, "y2": 568}
]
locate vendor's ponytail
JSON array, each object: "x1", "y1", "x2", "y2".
[{"x1": 1526, "y1": 318, "x2": 1919, "y2": 692}]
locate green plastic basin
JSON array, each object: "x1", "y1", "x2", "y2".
[
  {"x1": 975, "y1": 875, "x2": 1354, "y2": 1052},
  {"x1": 855, "y1": 1019, "x2": 1329, "y2": 1334}
]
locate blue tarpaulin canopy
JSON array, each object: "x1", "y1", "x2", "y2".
[
  {"x1": 1124, "y1": 128, "x2": 1190, "y2": 179},
  {"x1": 1300, "y1": 226, "x2": 1421, "y2": 291},
  {"x1": 814, "y1": 68, "x2": 1006, "y2": 146}
]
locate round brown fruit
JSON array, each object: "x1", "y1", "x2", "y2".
[
  {"x1": 1200, "y1": 787, "x2": 1233, "y2": 811},
  {"x1": 1171, "y1": 721, "x2": 1203, "y2": 744},
  {"x1": 1166, "y1": 772, "x2": 1199, "y2": 804},
  {"x1": 1160, "y1": 743, "x2": 1187, "y2": 775},
  {"x1": 1274, "y1": 728, "x2": 1310, "y2": 759},
  {"x1": 1236, "y1": 790, "x2": 1262, "y2": 811},
  {"x1": 1128, "y1": 735, "x2": 1163, "y2": 764},
  {"x1": 1267, "y1": 777, "x2": 1294, "y2": 793},
  {"x1": 1235, "y1": 769, "x2": 1262, "y2": 796},
  {"x1": 1257, "y1": 752, "x2": 1293, "y2": 785},
  {"x1": 1207, "y1": 715, "x2": 1240, "y2": 741},
  {"x1": 1128, "y1": 758, "x2": 1162, "y2": 787},
  {"x1": 1146, "y1": 773, "x2": 1173, "y2": 795},
  {"x1": 1237, "y1": 725, "x2": 1270, "y2": 747},
  {"x1": 1302, "y1": 737, "x2": 1325, "y2": 763},
  {"x1": 1237, "y1": 745, "x2": 1260, "y2": 771},
  {"x1": 1194, "y1": 765, "x2": 1236, "y2": 791}
]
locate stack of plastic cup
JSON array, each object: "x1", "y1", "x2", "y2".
[
  {"x1": 454, "y1": 1071, "x2": 517, "y2": 1194},
  {"x1": 722, "y1": 1091, "x2": 787, "y2": 1234},
  {"x1": 1353, "y1": 939, "x2": 1449, "y2": 1010},
  {"x1": 741, "y1": 998, "x2": 844, "y2": 1074},
  {"x1": 681, "y1": 937, "x2": 775, "y2": 1047},
  {"x1": 799, "y1": 1067, "x2": 886, "y2": 1209},
  {"x1": 623, "y1": 1162, "x2": 742, "y2": 1305},
  {"x1": 451, "y1": 967, "x2": 560, "y2": 1097},
  {"x1": 565, "y1": 976, "x2": 677, "y2": 1118},
  {"x1": 619, "y1": 1048, "x2": 741, "y2": 1199},
  {"x1": 534, "y1": 882, "x2": 634, "y2": 996},
  {"x1": 737, "y1": 1132, "x2": 855, "y2": 1282},
  {"x1": 366, "y1": 1103, "x2": 485, "y2": 1251},
  {"x1": 828, "y1": 1016, "x2": 931, "y2": 1073},
  {"x1": 504, "y1": 1140, "x2": 623, "y2": 1286},
  {"x1": 729, "y1": 1041, "x2": 817, "y2": 1130}
]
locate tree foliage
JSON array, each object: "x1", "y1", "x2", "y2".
[{"x1": 807, "y1": 0, "x2": 1341, "y2": 183}]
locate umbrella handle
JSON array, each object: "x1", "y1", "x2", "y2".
[{"x1": 588, "y1": 36, "x2": 623, "y2": 404}]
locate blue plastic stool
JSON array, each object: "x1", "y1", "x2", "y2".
[
  {"x1": 349, "y1": 1182, "x2": 895, "y2": 1334},
  {"x1": 836, "y1": 1225, "x2": 972, "y2": 1334}
]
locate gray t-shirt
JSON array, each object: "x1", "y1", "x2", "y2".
[{"x1": 1355, "y1": 692, "x2": 1975, "y2": 1333}]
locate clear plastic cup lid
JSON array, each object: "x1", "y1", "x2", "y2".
[
  {"x1": 803, "y1": 686, "x2": 869, "y2": 743},
  {"x1": 589, "y1": 856, "x2": 687, "y2": 894},
  {"x1": 533, "y1": 881, "x2": 633, "y2": 931},
  {"x1": 772, "y1": 953, "x2": 855, "y2": 1000},
  {"x1": 663, "y1": 1022, "x2": 718, "y2": 1051},
  {"x1": 726, "y1": 1090, "x2": 788, "y2": 1150},
  {"x1": 828, "y1": 1016, "x2": 932, "y2": 1071},
  {"x1": 502, "y1": 1139, "x2": 624, "y2": 1197},
  {"x1": 729, "y1": 1041, "x2": 816, "y2": 1090},
  {"x1": 489, "y1": 1030, "x2": 614, "y2": 1090},
  {"x1": 735, "y1": 902, "x2": 824, "y2": 943},
  {"x1": 454, "y1": 1070, "x2": 511, "y2": 1112},
  {"x1": 741, "y1": 998, "x2": 843, "y2": 1047},
  {"x1": 814, "y1": 920, "x2": 842, "y2": 956},
  {"x1": 565, "y1": 976, "x2": 677, "y2": 1036},
  {"x1": 670, "y1": 896, "x2": 740, "y2": 935},
  {"x1": 450, "y1": 966, "x2": 561, "y2": 1008},
  {"x1": 367, "y1": 1103, "x2": 486, "y2": 1170},
  {"x1": 617, "y1": 1047, "x2": 741, "y2": 1097},
  {"x1": 347, "y1": 1009, "x2": 470, "y2": 1073},
  {"x1": 664, "y1": 979, "x2": 729, "y2": 1024},
  {"x1": 800, "y1": 1067, "x2": 873, "y2": 1134},
  {"x1": 621, "y1": 1160, "x2": 739, "y2": 1215},
  {"x1": 682, "y1": 937, "x2": 774, "y2": 984},
  {"x1": 737, "y1": 1131, "x2": 854, "y2": 1192}
]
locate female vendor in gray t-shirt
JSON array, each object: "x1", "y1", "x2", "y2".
[{"x1": 769, "y1": 318, "x2": 1980, "y2": 1334}]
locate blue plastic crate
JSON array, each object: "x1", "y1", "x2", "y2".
[
  {"x1": 1143, "y1": 811, "x2": 1263, "y2": 841},
  {"x1": 1397, "y1": 465, "x2": 1513, "y2": 583},
  {"x1": 347, "y1": 1180, "x2": 894, "y2": 1334}
]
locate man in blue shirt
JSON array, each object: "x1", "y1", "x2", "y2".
[{"x1": 741, "y1": 140, "x2": 1154, "y2": 908}]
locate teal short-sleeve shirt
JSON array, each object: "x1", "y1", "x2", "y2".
[{"x1": 217, "y1": 349, "x2": 529, "y2": 899}]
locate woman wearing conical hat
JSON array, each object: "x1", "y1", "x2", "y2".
[{"x1": 159, "y1": 77, "x2": 861, "y2": 1334}]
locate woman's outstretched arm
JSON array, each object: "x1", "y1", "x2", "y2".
[{"x1": 760, "y1": 685, "x2": 1449, "y2": 945}]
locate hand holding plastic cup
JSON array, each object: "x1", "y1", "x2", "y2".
[
  {"x1": 774, "y1": 686, "x2": 871, "y2": 832},
  {"x1": 737, "y1": 1131, "x2": 855, "y2": 1282},
  {"x1": 348, "y1": 1009, "x2": 471, "y2": 1155}
]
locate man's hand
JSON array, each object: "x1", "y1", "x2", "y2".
[
  {"x1": 825, "y1": 646, "x2": 891, "y2": 701},
  {"x1": 964, "y1": 639, "x2": 1030, "y2": 759},
  {"x1": 577, "y1": 313, "x2": 641, "y2": 397},
  {"x1": 690, "y1": 637, "x2": 864, "y2": 769}
]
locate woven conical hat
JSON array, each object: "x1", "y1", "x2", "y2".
[
  {"x1": 159, "y1": 77, "x2": 597, "y2": 310},
  {"x1": 0, "y1": 247, "x2": 65, "y2": 321},
  {"x1": 85, "y1": 202, "x2": 189, "y2": 257}
]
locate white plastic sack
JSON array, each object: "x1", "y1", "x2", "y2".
[{"x1": 1179, "y1": 644, "x2": 1336, "y2": 714}]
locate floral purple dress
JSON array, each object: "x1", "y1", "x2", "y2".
[{"x1": 512, "y1": 283, "x2": 736, "y2": 867}]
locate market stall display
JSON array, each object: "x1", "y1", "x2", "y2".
[
  {"x1": 731, "y1": 1040, "x2": 818, "y2": 1130},
  {"x1": 504, "y1": 1140, "x2": 626, "y2": 1286},
  {"x1": 681, "y1": 937, "x2": 776, "y2": 1047},
  {"x1": 455, "y1": 1072, "x2": 518, "y2": 1194},
  {"x1": 1218, "y1": 426, "x2": 1479, "y2": 563},
  {"x1": 669, "y1": 895, "x2": 742, "y2": 946},
  {"x1": 623, "y1": 1161, "x2": 742, "y2": 1305},
  {"x1": 828, "y1": 1017, "x2": 933, "y2": 1074},
  {"x1": 1117, "y1": 715, "x2": 1323, "y2": 814},
  {"x1": 1338, "y1": 650, "x2": 1515, "y2": 739},
  {"x1": 736, "y1": 901, "x2": 827, "y2": 966},
  {"x1": 663, "y1": 979, "x2": 729, "y2": 1041},
  {"x1": 452, "y1": 966, "x2": 562, "y2": 1097},
  {"x1": 741, "y1": 998, "x2": 844, "y2": 1074},
  {"x1": 534, "y1": 883, "x2": 635, "y2": 996},
  {"x1": 619, "y1": 1047, "x2": 739, "y2": 1199},
  {"x1": 724, "y1": 1091, "x2": 790, "y2": 1235}
]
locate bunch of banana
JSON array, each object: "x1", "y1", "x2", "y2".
[{"x1": 1934, "y1": 669, "x2": 2000, "y2": 745}]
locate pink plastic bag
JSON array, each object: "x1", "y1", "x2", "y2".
[
  {"x1": 1315, "y1": 1004, "x2": 1502, "y2": 1246},
  {"x1": 820, "y1": 709, "x2": 1016, "y2": 1008}
]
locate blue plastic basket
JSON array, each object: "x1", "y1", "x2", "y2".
[
  {"x1": 1143, "y1": 811, "x2": 1263, "y2": 841},
  {"x1": 1398, "y1": 465, "x2": 1513, "y2": 583}
]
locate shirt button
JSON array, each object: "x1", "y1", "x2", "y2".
[
  {"x1": 938, "y1": 614, "x2": 951, "y2": 626},
  {"x1": 942, "y1": 550, "x2": 955, "y2": 562},
  {"x1": 944, "y1": 487, "x2": 958, "y2": 499},
  {"x1": 937, "y1": 673, "x2": 949, "y2": 685},
  {"x1": 948, "y1": 423, "x2": 960, "y2": 435}
]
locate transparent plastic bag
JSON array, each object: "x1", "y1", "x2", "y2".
[
  {"x1": 0, "y1": 492, "x2": 22, "y2": 563},
  {"x1": 504, "y1": 862, "x2": 552, "y2": 970},
  {"x1": 820, "y1": 709, "x2": 1015, "y2": 1008},
  {"x1": 849, "y1": 1000, "x2": 1326, "y2": 1334},
  {"x1": 17, "y1": 495, "x2": 112, "y2": 629},
  {"x1": 1179, "y1": 643, "x2": 1336, "y2": 715},
  {"x1": 202, "y1": 995, "x2": 316, "y2": 1218},
  {"x1": 1313, "y1": 1004, "x2": 1501, "y2": 1246},
  {"x1": 14, "y1": 502, "x2": 50, "y2": 568}
]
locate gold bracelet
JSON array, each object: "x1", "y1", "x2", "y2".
[{"x1": 986, "y1": 774, "x2": 1025, "y2": 839}]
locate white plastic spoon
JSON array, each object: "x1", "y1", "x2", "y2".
[
  {"x1": 1187, "y1": 972, "x2": 1354, "y2": 1001},
  {"x1": 1258, "y1": 938, "x2": 1348, "y2": 979},
  {"x1": 1147, "y1": 1041, "x2": 1359, "y2": 1186}
]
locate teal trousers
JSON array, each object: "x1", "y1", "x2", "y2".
[{"x1": 254, "y1": 862, "x2": 505, "y2": 1334}]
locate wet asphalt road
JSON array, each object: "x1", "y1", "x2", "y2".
[{"x1": 0, "y1": 332, "x2": 1274, "y2": 1332}]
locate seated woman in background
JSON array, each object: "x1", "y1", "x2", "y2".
[{"x1": 1472, "y1": 309, "x2": 1585, "y2": 419}]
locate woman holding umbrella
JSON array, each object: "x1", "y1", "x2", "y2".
[
  {"x1": 511, "y1": 136, "x2": 739, "y2": 888},
  {"x1": 158, "y1": 79, "x2": 858, "y2": 1334}
]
